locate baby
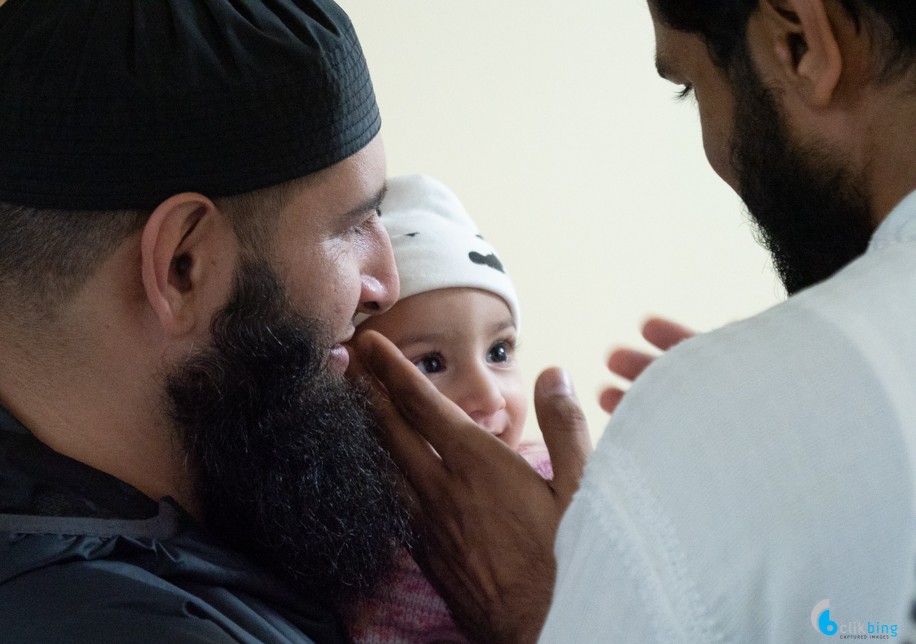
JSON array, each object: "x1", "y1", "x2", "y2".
[{"x1": 347, "y1": 174, "x2": 551, "y2": 643}]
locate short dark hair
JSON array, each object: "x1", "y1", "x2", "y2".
[
  {"x1": 0, "y1": 179, "x2": 304, "y2": 321},
  {"x1": 652, "y1": 0, "x2": 916, "y2": 82},
  {"x1": 0, "y1": 205, "x2": 149, "y2": 321}
]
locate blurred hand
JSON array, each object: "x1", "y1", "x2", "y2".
[
  {"x1": 599, "y1": 316, "x2": 695, "y2": 413},
  {"x1": 354, "y1": 331, "x2": 592, "y2": 643}
]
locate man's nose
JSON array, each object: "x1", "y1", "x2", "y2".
[{"x1": 356, "y1": 222, "x2": 399, "y2": 317}]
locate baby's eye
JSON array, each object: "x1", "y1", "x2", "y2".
[
  {"x1": 414, "y1": 353, "x2": 445, "y2": 375},
  {"x1": 487, "y1": 340, "x2": 514, "y2": 365}
]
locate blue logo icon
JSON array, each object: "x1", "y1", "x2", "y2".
[{"x1": 812, "y1": 599, "x2": 838, "y2": 636}]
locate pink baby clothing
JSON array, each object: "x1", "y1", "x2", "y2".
[{"x1": 344, "y1": 441, "x2": 552, "y2": 644}]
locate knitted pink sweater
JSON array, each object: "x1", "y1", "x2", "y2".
[{"x1": 345, "y1": 442, "x2": 553, "y2": 643}]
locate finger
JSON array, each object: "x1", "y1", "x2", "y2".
[
  {"x1": 598, "y1": 386, "x2": 625, "y2": 414},
  {"x1": 363, "y1": 374, "x2": 446, "y2": 500},
  {"x1": 396, "y1": 475, "x2": 427, "y2": 537},
  {"x1": 343, "y1": 340, "x2": 368, "y2": 381},
  {"x1": 384, "y1": 454, "x2": 430, "y2": 541},
  {"x1": 386, "y1": 444, "x2": 423, "y2": 514},
  {"x1": 642, "y1": 316, "x2": 695, "y2": 350},
  {"x1": 357, "y1": 330, "x2": 491, "y2": 461},
  {"x1": 606, "y1": 347, "x2": 654, "y2": 381},
  {"x1": 407, "y1": 504, "x2": 487, "y2": 614},
  {"x1": 534, "y1": 368, "x2": 592, "y2": 504}
]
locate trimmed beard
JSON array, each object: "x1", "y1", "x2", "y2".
[
  {"x1": 166, "y1": 261, "x2": 408, "y2": 603},
  {"x1": 729, "y1": 45, "x2": 875, "y2": 295}
]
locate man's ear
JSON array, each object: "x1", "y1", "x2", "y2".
[
  {"x1": 755, "y1": 0, "x2": 843, "y2": 108},
  {"x1": 140, "y1": 193, "x2": 239, "y2": 337}
]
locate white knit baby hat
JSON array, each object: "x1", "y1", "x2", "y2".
[{"x1": 356, "y1": 174, "x2": 520, "y2": 329}]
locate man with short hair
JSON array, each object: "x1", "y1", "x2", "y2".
[
  {"x1": 0, "y1": 1, "x2": 408, "y2": 641},
  {"x1": 359, "y1": 0, "x2": 916, "y2": 641}
]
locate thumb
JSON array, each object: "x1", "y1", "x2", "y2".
[{"x1": 534, "y1": 368, "x2": 593, "y2": 505}]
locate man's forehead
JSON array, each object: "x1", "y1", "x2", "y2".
[
  {"x1": 646, "y1": 3, "x2": 676, "y2": 78},
  {"x1": 650, "y1": 20, "x2": 709, "y2": 82},
  {"x1": 283, "y1": 136, "x2": 387, "y2": 216},
  {"x1": 652, "y1": 28, "x2": 678, "y2": 80}
]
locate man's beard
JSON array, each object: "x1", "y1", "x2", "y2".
[
  {"x1": 729, "y1": 46, "x2": 875, "y2": 295},
  {"x1": 165, "y1": 261, "x2": 408, "y2": 603}
]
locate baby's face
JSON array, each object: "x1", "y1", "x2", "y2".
[{"x1": 357, "y1": 287, "x2": 527, "y2": 449}]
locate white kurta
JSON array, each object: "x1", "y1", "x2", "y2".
[{"x1": 541, "y1": 191, "x2": 916, "y2": 643}]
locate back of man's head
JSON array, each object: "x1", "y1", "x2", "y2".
[{"x1": 0, "y1": 0, "x2": 379, "y2": 319}]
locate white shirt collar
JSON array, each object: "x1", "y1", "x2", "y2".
[{"x1": 868, "y1": 189, "x2": 916, "y2": 251}]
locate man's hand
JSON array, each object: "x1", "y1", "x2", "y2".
[
  {"x1": 354, "y1": 331, "x2": 592, "y2": 643},
  {"x1": 599, "y1": 317, "x2": 695, "y2": 413}
]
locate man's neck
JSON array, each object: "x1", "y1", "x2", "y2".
[
  {"x1": 0, "y1": 317, "x2": 196, "y2": 516},
  {"x1": 859, "y1": 89, "x2": 916, "y2": 225}
]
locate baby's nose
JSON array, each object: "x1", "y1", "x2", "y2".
[{"x1": 463, "y1": 371, "x2": 506, "y2": 429}]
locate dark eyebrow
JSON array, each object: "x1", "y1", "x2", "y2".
[{"x1": 341, "y1": 184, "x2": 387, "y2": 221}]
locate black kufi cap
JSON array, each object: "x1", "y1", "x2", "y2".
[{"x1": 0, "y1": 0, "x2": 380, "y2": 210}]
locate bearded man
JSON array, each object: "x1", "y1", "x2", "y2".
[
  {"x1": 357, "y1": 0, "x2": 916, "y2": 641},
  {"x1": 0, "y1": 1, "x2": 409, "y2": 642}
]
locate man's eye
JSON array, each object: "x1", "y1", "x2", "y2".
[
  {"x1": 349, "y1": 209, "x2": 381, "y2": 236},
  {"x1": 414, "y1": 353, "x2": 444, "y2": 374},
  {"x1": 674, "y1": 83, "x2": 694, "y2": 102}
]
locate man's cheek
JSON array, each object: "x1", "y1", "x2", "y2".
[{"x1": 701, "y1": 115, "x2": 738, "y2": 189}]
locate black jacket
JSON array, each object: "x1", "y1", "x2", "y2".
[{"x1": 0, "y1": 407, "x2": 348, "y2": 643}]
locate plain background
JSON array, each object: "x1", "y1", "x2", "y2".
[{"x1": 337, "y1": 1, "x2": 786, "y2": 442}]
